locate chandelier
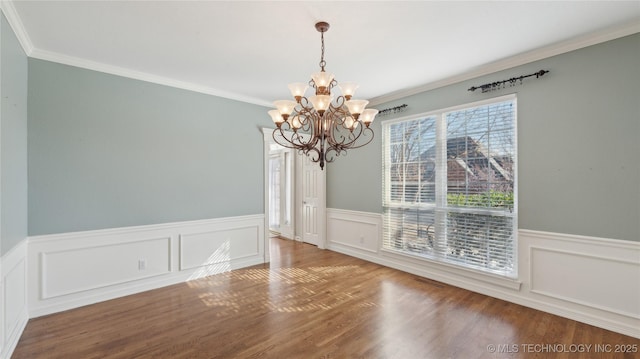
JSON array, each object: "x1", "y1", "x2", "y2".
[{"x1": 268, "y1": 21, "x2": 378, "y2": 170}]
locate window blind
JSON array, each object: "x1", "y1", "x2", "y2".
[{"x1": 382, "y1": 95, "x2": 517, "y2": 277}]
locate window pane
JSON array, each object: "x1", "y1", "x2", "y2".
[
  {"x1": 383, "y1": 207, "x2": 436, "y2": 255},
  {"x1": 446, "y1": 212, "x2": 515, "y2": 275},
  {"x1": 385, "y1": 117, "x2": 436, "y2": 205},
  {"x1": 445, "y1": 102, "x2": 515, "y2": 210}
]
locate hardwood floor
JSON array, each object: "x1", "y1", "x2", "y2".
[{"x1": 12, "y1": 238, "x2": 639, "y2": 358}]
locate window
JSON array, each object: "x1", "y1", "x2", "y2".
[{"x1": 382, "y1": 95, "x2": 517, "y2": 278}]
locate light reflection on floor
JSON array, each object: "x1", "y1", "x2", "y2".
[{"x1": 187, "y1": 264, "x2": 377, "y2": 317}]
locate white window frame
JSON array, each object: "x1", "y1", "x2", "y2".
[{"x1": 382, "y1": 94, "x2": 518, "y2": 278}]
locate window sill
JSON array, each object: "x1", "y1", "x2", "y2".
[{"x1": 379, "y1": 248, "x2": 522, "y2": 291}]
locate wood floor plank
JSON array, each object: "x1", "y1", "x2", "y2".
[{"x1": 11, "y1": 238, "x2": 639, "y2": 358}]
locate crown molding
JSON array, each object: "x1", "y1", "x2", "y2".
[
  {"x1": 368, "y1": 20, "x2": 640, "y2": 106},
  {"x1": 1, "y1": 0, "x2": 34, "y2": 55},
  {"x1": 28, "y1": 48, "x2": 272, "y2": 107},
  {"x1": 1, "y1": 0, "x2": 271, "y2": 107}
]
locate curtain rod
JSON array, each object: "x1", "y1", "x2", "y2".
[
  {"x1": 468, "y1": 70, "x2": 549, "y2": 93},
  {"x1": 378, "y1": 104, "x2": 408, "y2": 116}
]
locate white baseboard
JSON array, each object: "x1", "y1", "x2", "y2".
[
  {"x1": 326, "y1": 208, "x2": 640, "y2": 339},
  {"x1": 28, "y1": 214, "x2": 266, "y2": 318},
  {"x1": 1, "y1": 239, "x2": 28, "y2": 359}
]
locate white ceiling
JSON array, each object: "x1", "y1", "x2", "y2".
[{"x1": 4, "y1": 1, "x2": 640, "y2": 107}]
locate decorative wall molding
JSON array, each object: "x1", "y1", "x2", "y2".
[
  {"x1": 529, "y1": 246, "x2": 639, "y2": 319},
  {"x1": 326, "y1": 209, "x2": 381, "y2": 254},
  {"x1": 40, "y1": 236, "x2": 172, "y2": 300},
  {"x1": 326, "y1": 208, "x2": 640, "y2": 339},
  {"x1": 368, "y1": 21, "x2": 640, "y2": 106},
  {"x1": 28, "y1": 214, "x2": 265, "y2": 318},
  {"x1": 179, "y1": 226, "x2": 260, "y2": 271},
  {"x1": 0, "y1": 2, "x2": 34, "y2": 55},
  {"x1": 517, "y1": 230, "x2": 640, "y2": 338},
  {"x1": 1, "y1": 239, "x2": 28, "y2": 359}
]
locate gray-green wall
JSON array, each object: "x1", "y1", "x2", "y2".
[
  {"x1": 1, "y1": 13, "x2": 28, "y2": 255},
  {"x1": 28, "y1": 59, "x2": 270, "y2": 235},
  {"x1": 328, "y1": 33, "x2": 640, "y2": 242}
]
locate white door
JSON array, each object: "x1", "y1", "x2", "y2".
[{"x1": 301, "y1": 154, "x2": 326, "y2": 248}]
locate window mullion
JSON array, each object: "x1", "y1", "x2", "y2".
[{"x1": 434, "y1": 114, "x2": 447, "y2": 259}]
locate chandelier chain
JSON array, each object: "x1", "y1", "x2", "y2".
[{"x1": 319, "y1": 30, "x2": 326, "y2": 71}]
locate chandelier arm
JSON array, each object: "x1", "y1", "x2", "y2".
[
  {"x1": 272, "y1": 111, "x2": 325, "y2": 152},
  {"x1": 327, "y1": 125, "x2": 374, "y2": 152},
  {"x1": 324, "y1": 134, "x2": 339, "y2": 150},
  {"x1": 323, "y1": 139, "x2": 361, "y2": 163},
  {"x1": 334, "y1": 95, "x2": 347, "y2": 108},
  {"x1": 324, "y1": 146, "x2": 340, "y2": 164},
  {"x1": 323, "y1": 105, "x2": 349, "y2": 146},
  {"x1": 309, "y1": 114, "x2": 324, "y2": 149},
  {"x1": 299, "y1": 97, "x2": 310, "y2": 107},
  {"x1": 333, "y1": 128, "x2": 357, "y2": 148},
  {"x1": 285, "y1": 131, "x2": 307, "y2": 144},
  {"x1": 322, "y1": 114, "x2": 338, "y2": 145},
  {"x1": 303, "y1": 145, "x2": 322, "y2": 163},
  {"x1": 297, "y1": 104, "x2": 318, "y2": 133},
  {"x1": 327, "y1": 120, "x2": 356, "y2": 147},
  {"x1": 288, "y1": 107, "x2": 319, "y2": 147},
  {"x1": 273, "y1": 128, "x2": 325, "y2": 170},
  {"x1": 273, "y1": 122, "x2": 316, "y2": 149},
  {"x1": 272, "y1": 127, "x2": 306, "y2": 151},
  {"x1": 339, "y1": 127, "x2": 375, "y2": 150},
  {"x1": 296, "y1": 113, "x2": 314, "y2": 134},
  {"x1": 325, "y1": 97, "x2": 348, "y2": 120}
]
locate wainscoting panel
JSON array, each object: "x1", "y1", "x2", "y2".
[
  {"x1": 180, "y1": 226, "x2": 260, "y2": 271},
  {"x1": 326, "y1": 208, "x2": 640, "y2": 339},
  {"x1": 327, "y1": 209, "x2": 381, "y2": 253},
  {"x1": 1, "y1": 240, "x2": 28, "y2": 359},
  {"x1": 530, "y1": 246, "x2": 639, "y2": 318},
  {"x1": 41, "y1": 237, "x2": 171, "y2": 299},
  {"x1": 519, "y1": 230, "x2": 640, "y2": 338},
  {"x1": 28, "y1": 215, "x2": 265, "y2": 318}
]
